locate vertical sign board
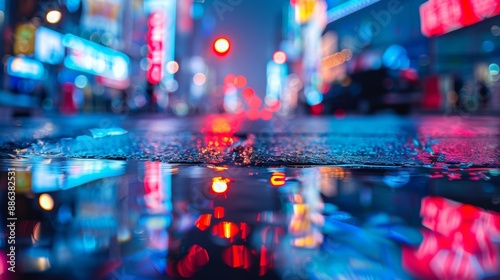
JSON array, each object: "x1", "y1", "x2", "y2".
[
  {"x1": 145, "y1": 0, "x2": 177, "y2": 84},
  {"x1": 147, "y1": 10, "x2": 165, "y2": 84}
]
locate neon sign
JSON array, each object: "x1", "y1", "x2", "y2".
[
  {"x1": 62, "y1": 34, "x2": 130, "y2": 81},
  {"x1": 35, "y1": 27, "x2": 64, "y2": 65},
  {"x1": 145, "y1": 0, "x2": 176, "y2": 84},
  {"x1": 420, "y1": 0, "x2": 500, "y2": 37},
  {"x1": 403, "y1": 196, "x2": 500, "y2": 279},
  {"x1": 7, "y1": 56, "x2": 45, "y2": 80},
  {"x1": 147, "y1": 10, "x2": 165, "y2": 84},
  {"x1": 327, "y1": 0, "x2": 381, "y2": 22}
]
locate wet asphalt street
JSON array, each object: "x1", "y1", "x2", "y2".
[
  {"x1": 1, "y1": 114, "x2": 498, "y2": 167},
  {"x1": 1, "y1": 113, "x2": 500, "y2": 280}
]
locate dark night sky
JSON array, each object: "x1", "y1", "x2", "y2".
[{"x1": 202, "y1": 0, "x2": 288, "y2": 97}]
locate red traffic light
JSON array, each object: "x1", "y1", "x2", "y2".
[{"x1": 213, "y1": 37, "x2": 230, "y2": 56}]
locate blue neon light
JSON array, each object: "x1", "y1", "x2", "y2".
[
  {"x1": 7, "y1": 57, "x2": 45, "y2": 80},
  {"x1": 63, "y1": 34, "x2": 130, "y2": 81},
  {"x1": 327, "y1": 0, "x2": 381, "y2": 22},
  {"x1": 35, "y1": 27, "x2": 65, "y2": 65}
]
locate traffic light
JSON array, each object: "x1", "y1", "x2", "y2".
[{"x1": 213, "y1": 37, "x2": 230, "y2": 56}]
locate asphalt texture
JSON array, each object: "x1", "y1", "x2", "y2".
[{"x1": 1, "y1": 114, "x2": 499, "y2": 167}]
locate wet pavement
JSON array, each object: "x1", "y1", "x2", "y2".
[
  {"x1": 1, "y1": 160, "x2": 500, "y2": 279},
  {"x1": 0, "y1": 114, "x2": 499, "y2": 279},
  {"x1": 1, "y1": 114, "x2": 499, "y2": 167}
]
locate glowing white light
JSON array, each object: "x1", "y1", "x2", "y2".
[
  {"x1": 46, "y1": 10, "x2": 62, "y2": 24},
  {"x1": 166, "y1": 61, "x2": 179, "y2": 74},
  {"x1": 193, "y1": 73, "x2": 206, "y2": 86},
  {"x1": 39, "y1": 194, "x2": 54, "y2": 211}
]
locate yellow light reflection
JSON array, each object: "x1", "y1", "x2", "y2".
[
  {"x1": 35, "y1": 257, "x2": 51, "y2": 271},
  {"x1": 39, "y1": 194, "x2": 54, "y2": 211}
]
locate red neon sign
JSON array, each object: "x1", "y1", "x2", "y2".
[
  {"x1": 403, "y1": 196, "x2": 500, "y2": 279},
  {"x1": 144, "y1": 161, "x2": 165, "y2": 211},
  {"x1": 420, "y1": 0, "x2": 500, "y2": 37},
  {"x1": 147, "y1": 10, "x2": 165, "y2": 84}
]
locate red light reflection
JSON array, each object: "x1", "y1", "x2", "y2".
[
  {"x1": 175, "y1": 244, "x2": 209, "y2": 278},
  {"x1": 214, "y1": 206, "x2": 225, "y2": 218},
  {"x1": 194, "y1": 214, "x2": 212, "y2": 231},
  {"x1": 334, "y1": 108, "x2": 346, "y2": 119},
  {"x1": 310, "y1": 103, "x2": 324, "y2": 115},
  {"x1": 260, "y1": 226, "x2": 283, "y2": 246},
  {"x1": 144, "y1": 162, "x2": 165, "y2": 212},
  {"x1": 199, "y1": 115, "x2": 244, "y2": 164},
  {"x1": 403, "y1": 196, "x2": 499, "y2": 279},
  {"x1": 260, "y1": 109, "x2": 273, "y2": 120},
  {"x1": 247, "y1": 110, "x2": 260, "y2": 120},
  {"x1": 240, "y1": 222, "x2": 250, "y2": 241},
  {"x1": 235, "y1": 75, "x2": 247, "y2": 88},
  {"x1": 222, "y1": 245, "x2": 253, "y2": 269},
  {"x1": 212, "y1": 221, "x2": 239, "y2": 239},
  {"x1": 259, "y1": 245, "x2": 274, "y2": 276},
  {"x1": 242, "y1": 87, "x2": 255, "y2": 98}
]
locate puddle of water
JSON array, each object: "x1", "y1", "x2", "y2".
[{"x1": 1, "y1": 159, "x2": 499, "y2": 280}]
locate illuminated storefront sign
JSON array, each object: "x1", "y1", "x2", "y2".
[
  {"x1": 35, "y1": 27, "x2": 65, "y2": 65},
  {"x1": 147, "y1": 10, "x2": 165, "y2": 84},
  {"x1": 7, "y1": 56, "x2": 45, "y2": 79},
  {"x1": 145, "y1": 0, "x2": 176, "y2": 84},
  {"x1": 63, "y1": 34, "x2": 130, "y2": 81},
  {"x1": 420, "y1": 0, "x2": 500, "y2": 37}
]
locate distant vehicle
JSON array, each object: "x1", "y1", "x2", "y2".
[{"x1": 323, "y1": 67, "x2": 421, "y2": 115}]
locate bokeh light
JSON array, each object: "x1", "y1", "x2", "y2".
[
  {"x1": 273, "y1": 51, "x2": 287, "y2": 64},
  {"x1": 193, "y1": 73, "x2": 206, "y2": 86},
  {"x1": 166, "y1": 61, "x2": 179, "y2": 74},
  {"x1": 489, "y1": 63, "x2": 499, "y2": 76},
  {"x1": 214, "y1": 37, "x2": 230, "y2": 55},
  {"x1": 211, "y1": 177, "x2": 230, "y2": 194},
  {"x1": 39, "y1": 194, "x2": 54, "y2": 211},
  {"x1": 46, "y1": 10, "x2": 62, "y2": 24},
  {"x1": 74, "y1": 75, "x2": 88, "y2": 89}
]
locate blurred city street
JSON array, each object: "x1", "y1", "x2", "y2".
[{"x1": 1, "y1": 0, "x2": 500, "y2": 279}]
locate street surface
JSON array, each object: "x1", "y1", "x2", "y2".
[
  {"x1": 1, "y1": 113, "x2": 500, "y2": 280},
  {"x1": 1, "y1": 114, "x2": 498, "y2": 167}
]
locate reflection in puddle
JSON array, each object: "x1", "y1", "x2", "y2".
[{"x1": 0, "y1": 160, "x2": 499, "y2": 279}]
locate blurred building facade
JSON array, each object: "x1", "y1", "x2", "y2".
[
  {"x1": 0, "y1": 0, "x2": 498, "y2": 116},
  {"x1": 320, "y1": 0, "x2": 500, "y2": 113}
]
